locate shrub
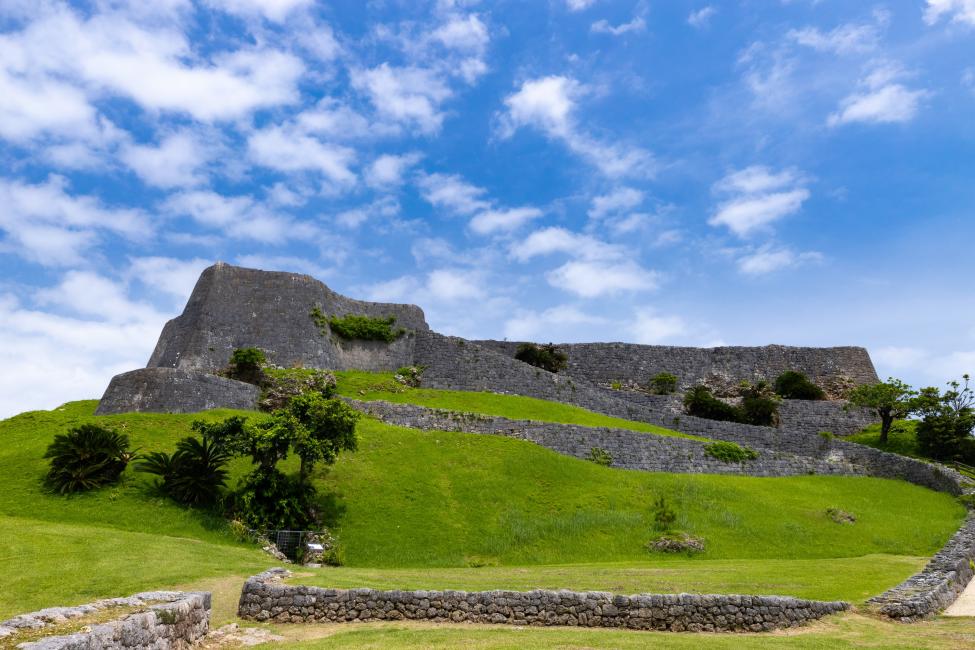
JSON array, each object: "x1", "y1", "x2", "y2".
[
  {"x1": 514, "y1": 343, "x2": 568, "y2": 373},
  {"x1": 225, "y1": 347, "x2": 267, "y2": 384},
  {"x1": 394, "y1": 365, "x2": 425, "y2": 388},
  {"x1": 137, "y1": 436, "x2": 231, "y2": 506},
  {"x1": 588, "y1": 447, "x2": 613, "y2": 466},
  {"x1": 259, "y1": 368, "x2": 336, "y2": 412},
  {"x1": 704, "y1": 441, "x2": 759, "y2": 463},
  {"x1": 683, "y1": 386, "x2": 741, "y2": 422},
  {"x1": 773, "y1": 371, "x2": 826, "y2": 400},
  {"x1": 914, "y1": 376, "x2": 975, "y2": 463},
  {"x1": 324, "y1": 312, "x2": 405, "y2": 343},
  {"x1": 649, "y1": 372, "x2": 678, "y2": 395},
  {"x1": 233, "y1": 468, "x2": 317, "y2": 531},
  {"x1": 651, "y1": 496, "x2": 677, "y2": 532},
  {"x1": 44, "y1": 424, "x2": 136, "y2": 494},
  {"x1": 739, "y1": 381, "x2": 780, "y2": 426}
]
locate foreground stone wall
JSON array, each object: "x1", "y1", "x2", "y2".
[
  {"x1": 95, "y1": 367, "x2": 259, "y2": 415},
  {"x1": 0, "y1": 591, "x2": 210, "y2": 649},
  {"x1": 472, "y1": 340, "x2": 879, "y2": 388},
  {"x1": 238, "y1": 569, "x2": 848, "y2": 633},
  {"x1": 869, "y1": 513, "x2": 975, "y2": 620},
  {"x1": 147, "y1": 263, "x2": 427, "y2": 373}
]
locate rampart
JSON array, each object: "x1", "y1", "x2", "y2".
[
  {"x1": 238, "y1": 569, "x2": 849, "y2": 633},
  {"x1": 0, "y1": 591, "x2": 210, "y2": 649}
]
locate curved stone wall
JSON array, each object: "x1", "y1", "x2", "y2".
[
  {"x1": 238, "y1": 569, "x2": 848, "y2": 633},
  {"x1": 0, "y1": 591, "x2": 210, "y2": 649},
  {"x1": 95, "y1": 367, "x2": 259, "y2": 415},
  {"x1": 147, "y1": 263, "x2": 428, "y2": 373},
  {"x1": 471, "y1": 339, "x2": 879, "y2": 388}
]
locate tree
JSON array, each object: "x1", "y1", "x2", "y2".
[
  {"x1": 846, "y1": 378, "x2": 916, "y2": 444},
  {"x1": 286, "y1": 393, "x2": 359, "y2": 482},
  {"x1": 913, "y1": 375, "x2": 975, "y2": 463}
]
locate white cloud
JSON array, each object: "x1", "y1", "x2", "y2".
[
  {"x1": 629, "y1": 308, "x2": 685, "y2": 344},
  {"x1": 431, "y1": 14, "x2": 489, "y2": 52},
  {"x1": 788, "y1": 22, "x2": 880, "y2": 55},
  {"x1": 709, "y1": 166, "x2": 810, "y2": 237},
  {"x1": 469, "y1": 207, "x2": 543, "y2": 234},
  {"x1": 352, "y1": 64, "x2": 452, "y2": 134},
  {"x1": 0, "y1": 68, "x2": 98, "y2": 142},
  {"x1": 163, "y1": 190, "x2": 316, "y2": 243},
  {"x1": 247, "y1": 126, "x2": 356, "y2": 186},
  {"x1": 736, "y1": 245, "x2": 823, "y2": 275},
  {"x1": 126, "y1": 256, "x2": 212, "y2": 302},
  {"x1": 688, "y1": 6, "x2": 716, "y2": 29},
  {"x1": 504, "y1": 305, "x2": 607, "y2": 341},
  {"x1": 925, "y1": 0, "x2": 975, "y2": 26},
  {"x1": 509, "y1": 227, "x2": 622, "y2": 262},
  {"x1": 366, "y1": 152, "x2": 423, "y2": 188},
  {"x1": 589, "y1": 187, "x2": 644, "y2": 219},
  {"x1": 566, "y1": 0, "x2": 597, "y2": 11},
  {"x1": 591, "y1": 16, "x2": 645, "y2": 36},
  {"x1": 546, "y1": 259, "x2": 659, "y2": 297},
  {"x1": 121, "y1": 131, "x2": 213, "y2": 188},
  {"x1": 417, "y1": 173, "x2": 491, "y2": 215},
  {"x1": 498, "y1": 76, "x2": 654, "y2": 178},
  {"x1": 204, "y1": 0, "x2": 313, "y2": 22},
  {"x1": 873, "y1": 345, "x2": 928, "y2": 370},
  {"x1": 0, "y1": 176, "x2": 149, "y2": 266},
  {"x1": 235, "y1": 254, "x2": 334, "y2": 280},
  {"x1": 828, "y1": 79, "x2": 926, "y2": 127},
  {"x1": 365, "y1": 268, "x2": 485, "y2": 304}
]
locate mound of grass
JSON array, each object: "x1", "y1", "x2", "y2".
[
  {"x1": 847, "y1": 420, "x2": 920, "y2": 458},
  {"x1": 334, "y1": 370, "x2": 697, "y2": 440}
]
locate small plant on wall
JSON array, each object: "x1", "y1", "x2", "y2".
[
  {"x1": 649, "y1": 372, "x2": 678, "y2": 395},
  {"x1": 587, "y1": 447, "x2": 613, "y2": 466},
  {"x1": 514, "y1": 343, "x2": 568, "y2": 373},
  {"x1": 311, "y1": 307, "x2": 406, "y2": 343}
]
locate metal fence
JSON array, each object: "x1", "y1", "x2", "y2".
[{"x1": 259, "y1": 530, "x2": 324, "y2": 560}]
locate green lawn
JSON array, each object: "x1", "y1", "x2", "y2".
[
  {"x1": 0, "y1": 399, "x2": 967, "y2": 627},
  {"x1": 333, "y1": 370, "x2": 697, "y2": 439},
  {"x1": 291, "y1": 555, "x2": 925, "y2": 604}
]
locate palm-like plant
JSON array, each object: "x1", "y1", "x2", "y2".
[
  {"x1": 136, "y1": 436, "x2": 230, "y2": 506},
  {"x1": 44, "y1": 424, "x2": 134, "y2": 494}
]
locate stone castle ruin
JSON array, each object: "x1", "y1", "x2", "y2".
[{"x1": 98, "y1": 262, "x2": 878, "y2": 437}]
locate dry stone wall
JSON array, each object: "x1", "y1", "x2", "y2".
[
  {"x1": 0, "y1": 591, "x2": 210, "y2": 649},
  {"x1": 238, "y1": 569, "x2": 848, "y2": 633},
  {"x1": 95, "y1": 367, "x2": 259, "y2": 415},
  {"x1": 472, "y1": 340, "x2": 879, "y2": 388}
]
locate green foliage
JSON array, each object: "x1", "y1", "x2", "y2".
[
  {"x1": 259, "y1": 367, "x2": 336, "y2": 412},
  {"x1": 847, "y1": 378, "x2": 916, "y2": 443},
  {"x1": 739, "y1": 381, "x2": 780, "y2": 426},
  {"x1": 774, "y1": 371, "x2": 826, "y2": 400},
  {"x1": 287, "y1": 392, "x2": 360, "y2": 481},
  {"x1": 587, "y1": 447, "x2": 612, "y2": 466},
  {"x1": 230, "y1": 347, "x2": 266, "y2": 367},
  {"x1": 610, "y1": 380, "x2": 622, "y2": 390},
  {"x1": 232, "y1": 467, "x2": 317, "y2": 531},
  {"x1": 394, "y1": 365, "x2": 425, "y2": 388},
  {"x1": 704, "y1": 441, "x2": 759, "y2": 463},
  {"x1": 913, "y1": 376, "x2": 975, "y2": 464},
  {"x1": 225, "y1": 347, "x2": 267, "y2": 384},
  {"x1": 649, "y1": 372, "x2": 678, "y2": 395},
  {"x1": 323, "y1": 311, "x2": 405, "y2": 342},
  {"x1": 683, "y1": 386, "x2": 742, "y2": 423},
  {"x1": 44, "y1": 424, "x2": 135, "y2": 494},
  {"x1": 651, "y1": 496, "x2": 677, "y2": 532},
  {"x1": 514, "y1": 343, "x2": 568, "y2": 373},
  {"x1": 136, "y1": 436, "x2": 231, "y2": 506},
  {"x1": 819, "y1": 431, "x2": 835, "y2": 442}
]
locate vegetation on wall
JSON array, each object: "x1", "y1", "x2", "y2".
[
  {"x1": 683, "y1": 384, "x2": 779, "y2": 427},
  {"x1": 704, "y1": 441, "x2": 759, "y2": 463},
  {"x1": 514, "y1": 343, "x2": 568, "y2": 373},
  {"x1": 224, "y1": 347, "x2": 267, "y2": 384},
  {"x1": 649, "y1": 372, "x2": 678, "y2": 395},
  {"x1": 44, "y1": 424, "x2": 136, "y2": 494},
  {"x1": 312, "y1": 307, "x2": 405, "y2": 342},
  {"x1": 773, "y1": 371, "x2": 826, "y2": 401}
]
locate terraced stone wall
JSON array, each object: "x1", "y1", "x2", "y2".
[{"x1": 238, "y1": 569, "x2": 848, "y2": 633}]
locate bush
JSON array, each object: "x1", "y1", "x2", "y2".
[
  {"x1": 225, "y1": 347, "x2": 267, "y2": 384},
  {"x1": 44, "y1": 424, "x2": 136, "y2": 494},
  {"x1": 704, "y1": 441, "x2": 759, "y2": 463},
  {"x1": 649, "y1": 372, "x2": 678, "y2": 395},
  {"x1": 739, "y1": 381, "x2": 779, "y2": 427},
  {"x1": 774, "y1": 371, "x2": 826, "y2": 400},
  {"x1": 259, "y1": 368, "x2": 336, "y2": 412},
  {"x1": 651, "y1": 496, "x2": 677, "y2": 532},
  {"x1": 137, "y1": 436, "x2": 231, "y2": 506},
  {"x1": 588, "y1": 447, "x2": 612, "y2": 466},
  {"x1": 323, "y1": 312, "x2": 405, "y2": 343},
  {"x1": 233, "y1": 468, "x2": 317, "y2": 531},
  {"x1": 683, "y1": 386, "x2": 741, "y2": 422},
  {"x1": 514, "y1": 343, "x2": 568, "y2": 373}
]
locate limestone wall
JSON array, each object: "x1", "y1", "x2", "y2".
[
  {"x1": 472, "y1": 340, "x2": 879, "y2": 388},
  {"x1": 95, "y1": 367, "x2": 259, "y2": 415},
  {"x1": 869, "y1": 513, "x2": 975, "y2": 620},
  {"x1": 147, "y1": 263, "x2": 427, "y2": 373},
  {"x1": 0, "y1": 591, "x2": 210, "y2": 649},
  {"x1": 238, "y1": 569, "x2": 848, "y2": 633}
]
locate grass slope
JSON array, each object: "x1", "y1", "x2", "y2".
[{"x1": 334, "y1": 370, "x2": 696, "y2": 439}]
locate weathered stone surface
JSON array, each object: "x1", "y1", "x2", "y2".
[
  {"x1": 238, "y1": 569, "x2": 849, "y2": 633},
  {"x1": 471, "y1": 339, "x2": 880, "y2": 388},
  {"x1": 147, "y1": 262, "x2": 428, "y2": 373},
  {"x1": 0, "y1": 591, "x2": 210, "y2": 649},
  {"x1": 95, "y1": 367, "x2": 259, "y2": 415}
]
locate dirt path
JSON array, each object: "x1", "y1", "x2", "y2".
[{"x1": 945, "y1": 577, "x2": 975, "y2": 616}]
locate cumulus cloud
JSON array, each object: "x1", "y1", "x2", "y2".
[
  {"x1": 204, "y1": 0, "x2": 313, "y2": 22},
  {"x1": 629, "y1": 308, "x2": 686, "y2": 344},
  {"x1": 546, "y1": 260, "x2": 659, "y2": 298},
  {"x1": 469, "y1": 208, "x2": 543, "y2": 235},
  {"x1": 828, "y1": 63, "x2": 927, "y2": 126},
  {"x1": 709, "y1": 166, "x2": 810, "y2": 237},
  {"x1": 417, "y1": 173, "x2": 490, "y2": 215},
  {"x1": 247, "y1": 125, "x2": 356, "y2": 186},
  {"x1": 509, "y1": 227, "x2": 622, "y2": 262},
  {"x1": 498, "y1": 76, "x2": 655, "y2": 178},
  {"x1": 0, "y1": 176, "x2": 149, "y2": 266},
  {"x1": 566, "y1": 0, "x2": 598, "y2": 11},
  {"x1": 163, "y1": 190, "x2": 316, "y2": 243},
  {"x1": 120, "y1": 131, "x2": 214, "y2": 188},
  {"x1": 736, "y1": 245, "x2": 823, "y2": 275},
  {"x1": 366, "y1": 152, "x2": 423, "y2": 189},
  {"x1": 925, "y1": 0, "x2": 975, "y2": 26},
  {"x1": 127, "y1": 256, "x2": 212, "y2": 302},
  {"x1": 352, "y1": 64, "x2": 453, "y2": 134},
  {"x1": 591, "y1": 16, "x2": 645, "y2": 36},
  {"x1": 588, "y1": 187, "x2": 644, "y2": 219},
  {"x1": 688, "y1": 6, "x2": 716, "y2": 29}
]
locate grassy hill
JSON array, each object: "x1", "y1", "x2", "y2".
[{"x1": 0, "y1": 396, "x2": 967, "y2": 621}]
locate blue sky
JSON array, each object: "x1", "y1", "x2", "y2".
[{"x1": 1, "y1": 0, "x2": 974, "y2": 417}]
